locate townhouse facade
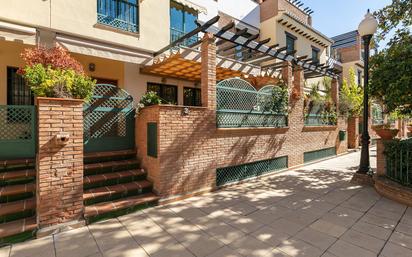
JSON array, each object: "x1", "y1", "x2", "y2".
[{"x1": 0, "y1": 0, "x2": 349, "y2": 243}]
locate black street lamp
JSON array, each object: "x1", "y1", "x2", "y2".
[{"x1": 357, "y1": 10, "x2": 378, "y2": 175}]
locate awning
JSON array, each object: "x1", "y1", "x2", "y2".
[
  {"x1": 0, "y1": 21, "x2": 36, "y2": 45},
  {"x1": 56, "y1": 34, "x2": 152, "y2": 64},
  {"x1": 174, "y1": 0, "x2": 207, "y2": 14}
]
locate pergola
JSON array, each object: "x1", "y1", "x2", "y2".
[{"x1": 142, "y1": 16, "x2": 340, "y2": 83}]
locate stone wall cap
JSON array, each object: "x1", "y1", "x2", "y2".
[{"x1": 36, "y1": 97, "x2": 85, "y2": 103}]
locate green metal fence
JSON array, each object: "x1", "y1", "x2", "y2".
[
  {"x1": 304, "y1": 147, "x2": 336, "y2": 163},
  {"x1": 216, "y1": 78, "x2": 288, "y2": 128},
  {"x1": 0, "y1": 105, "x2": 36, "y2": 159},
  {"x1": 304, "y1": 114, "x2": 337, "y2": 126},
  {"x1": 84, "y1": 84, "x2": 135, "y2": 153},
  {"x1": 216, "y1": 156, "x2": 288, "y2": 186},
  {"x1": 385, "y1": 138, "x2": 412, "y2": 187}
]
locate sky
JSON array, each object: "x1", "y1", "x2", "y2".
[{"x1": 303, "y1": 0, "x2": 392, "y2": 41}]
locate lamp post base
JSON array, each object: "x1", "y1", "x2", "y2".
[{"x1": 351, "y1": 172, "x2": 374, "y2": 186}]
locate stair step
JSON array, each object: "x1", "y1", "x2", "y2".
[
  {"x1": 0, "y1": 217, "x2": 37, "y2": 239},
  {"x1": 84, "y1": 193, "x2": 159, "y2": 218},
  {"x1": 84, "y1": 181, "x2": 152, "y2": 202},
  {"x1": 0, "y1": 184, "x2": 35, "y2": 197},
  {"x1": 0, "y1": 159, "x2": 35, "y2": 169},
  {"x1": 0, "y1": 169, "x2": 36, "y2": 181},
  {"x1": 0, "y1": 198, "x2": 36, "y2": 217},
  {"x1": 84, "y1": 149, "x2": 136, "y2": 163},
  {"x1": 84, "y1": 169, "x2": 146, "y2": 186},
  {"x1": 84, "y1": 159, "x2": 139, "y2": 174}
]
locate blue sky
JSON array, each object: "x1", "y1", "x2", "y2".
[{"x1": 303, "y1": 0, "x2": 391, "y2": 39}]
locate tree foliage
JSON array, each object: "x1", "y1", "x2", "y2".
[
  {"x1": 370, "y1": 0, "x2": 412, "y2": 115},
  {"x1": 340, "y1": 68, "x2": 363, "y2": 117}
]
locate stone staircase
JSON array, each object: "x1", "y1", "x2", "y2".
[
  {"x1": 83, "y1": 149, "x2": 159, "y2": 223},
  {"x1": 0, "y1": 159, "x2": 37, "y2": 245}
]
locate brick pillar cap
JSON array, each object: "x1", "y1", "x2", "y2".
[{"x1": 36, "y1": 97, "x2": 85, "y2": 103}]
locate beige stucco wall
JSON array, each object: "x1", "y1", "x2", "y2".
[
  {"x1": 342, "y1": 61, "x2": 364, "y2": 86},
  {"x1": 0, "y1": 41, "x2": 32, "y2": 105},
  {"x1": 0, "y1": 0, "x2": 170, "y2": 52}
]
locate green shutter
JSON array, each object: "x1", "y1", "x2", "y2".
[
  {"x1": 304, "y1": 147, "x2": 336, "y2": 163},
  {"x1": 147, "y1": 123, "x2": 157, "y2": 158}
]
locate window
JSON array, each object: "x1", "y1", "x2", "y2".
[
  {"x1": 311, "y1": 46, "x2": 320, "y2": 64},
  {"x1": 147, "y1": 83, "x2": 178, "y2": 104},
  {"x1": 357, "y1": 70, "x2": 362, "y2": 86},
  {"x1": 183, "y1": 87, "x2": 201, "y2": 106},
  {"x1": 170, "y1": 1, "x2": 198, "y2": 45},
  {"x1": 97, "y1": 0, "x2": 139, "y2": 33},
  {"x1": 286, "y1": 32, "x2": 297, "y2": 55},
  {"x1": 7, "y1": 67, "x2": 33, "y2": 105}
]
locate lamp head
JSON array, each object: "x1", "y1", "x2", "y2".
[{"x1": 358, "y1": 9, "x2": 378, "y2": 37}]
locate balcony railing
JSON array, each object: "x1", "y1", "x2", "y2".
[
  {"x1": 170, "y1": 28, "x2": 199, "y2": 47},
  {"x1": 97, "y1": 0, "x2": 138, "y2": 33},
  {"x1": 385, "y1": 138, "x2": 412, "y2": 188}
]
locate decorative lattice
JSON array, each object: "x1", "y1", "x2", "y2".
[
  {"x1": 84, "y1": 84, "x2": 134, "y2": 143},
  {"x1": 304, "y1": 114, "x2": 336, "y2": 126},
  {"x1": 216, "y1": 156, "x2": 288, "y2": 186},
  {"x1": 304, "y1": 147, "x2": 336, "y2": 163},
  {"x1": 0, "y1": 105, "x2": 34, "y2": 141},
  {"x1": 97, "y1": 13, "x2": 138, "y2": 33},
  {"x1": 216, "y1": 78, "x2": 288, "y2": 128}
]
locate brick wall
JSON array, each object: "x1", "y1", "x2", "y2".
[
  {"x1": 347, "y1": 116, "x2": 359, "y2": 149},
  {"x1": 136, "y1": 39, "x2": 347, "y2": 197},
  {"x1": 261, "y1": 0, "x2": 310, "y2": 25},
  {"x1": 36, "y1": 97, "x2": 84, "y2": 228}
]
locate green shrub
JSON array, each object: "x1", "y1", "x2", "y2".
[{"x1": 138, "y1": 91, "x2": 162, "y2": 108}]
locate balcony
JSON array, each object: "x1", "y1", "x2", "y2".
[
  {"x1": 170, "y1": 28, "x2": 199, "y2": 47},
  {"x1": 97, "y1": 0, "x2": 138, "y2": 33}
]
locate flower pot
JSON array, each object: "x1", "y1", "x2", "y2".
[
  {"x1": 373, "y1": 127, "x2": 399, "y2": 140},
  {"x1": 407, "y1": 126, "x2": 412, "y2": 133}
]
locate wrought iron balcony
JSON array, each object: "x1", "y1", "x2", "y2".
[
  {"x1": 170, "y1": 28, "x2": 199, "y2": 47},
  {"x1": 97, "y1": 0, "x2": 138, "y2": 33}
]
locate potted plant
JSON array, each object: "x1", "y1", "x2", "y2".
[
  {"x1": 372, "y1": 123, "x2": 399, "y2": 140},
  {"x1": 19, "y1": 45, "x2": 95, "y2": 100}
]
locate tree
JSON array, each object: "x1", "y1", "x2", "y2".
[
  {"x1": 340, "y1": 68, "x2": 363, "y2": 117},
  {"x1": 369, "y1": 0, "x2": 412, "y2": 115}
]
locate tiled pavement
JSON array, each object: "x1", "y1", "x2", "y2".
[{"x1": 2, "y1": 149, "x2": 412, "y2": 257}]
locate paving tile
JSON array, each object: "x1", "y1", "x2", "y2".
[
  {"x1": 309, "y1": 220, "x2": 347, "y2": 238},
  {"x1": 88, "y1": 218, "x2": 126, "y2": 238},
  {"x1": 226, "y1": 216, "x2": 264, "y2": 234},
  {"x1": 341, "y1": 229, "x2": 386, "y2": 253},
  {"x1": 294, "y1": 227, "x2": 337, "y2": 251},
  {"x1": 269, "y1": 218, "x2": 307, "y2": 236},
  {"x1": 101, "y1": 241, "x2": 149, "y2": 257},
  {"x1": 149, "y1": 243, "x2": 195, "y2": 257},
  {"x1": 200, "y1": 220, "x2": 246, "y2": 245},
  {"x1": 360, "y1": 213, "x2": 398, "y2": 229},
  {"x1": 181, "y1": 234, "x2": 224, "y2": 257},
  {"x1": 54, "y1": 227, "x2": 100, "y2": 257},
  {"x1": 276, "y1": 239, "x2": 323, "y2": 257},
  {"x1": 285, "y1": 210, "x2": 321, "y2": 227},
  {"x1": 299, "y1": 200, "x2": 336, "y2": 216},
  {"x1": 228, "y1": 202, "x2": 259, "y2": 216},
  {"x1": 229, "y1": 235, "x2": 274, "y2": 257},
  {"x1": 389, "y1": 231, "x2": 412, "y2": 250},
  {"x1": 10, "y1": 236, "x2": 55, "y2": 257},
  {"x1": 320, "y1": 212, "x2": 358, "y2": 228},
  {"x1": 351, "y1": 221, "x2": 392, "y2": 241},
  {"x1": 330, "y1": 206, "x2": 364, "y2": 220},
  {"x1": 246, "y1": 206, "x2": 291, "y2": 225},
  {"x1": 367, "y1": 206, "x2": 404, "y2": 222},
  {"x1": 251, "y1": 226, "x2": 290, "y2": 246},
  {"x1": 380, "y1": 242, "x2": 412, "y2": 257},
  {"x1": 206, "y1": 246, "x2": 242, "y2": 257},
  {"x1": 395, "y1": 222, "x2": 412, "y2": 237},
  {"x1": 92, "y1": 228, "x2": 137, "y2": 252},
  {"x1": 0, "y1": 246, "x2": 10, "y2": 257},
  {"x1": 328, "y1": 240, "x2": 376, "y2": 257},
  {"x1": 168, "y1": 205, "x2": 208, "y2": 221}
]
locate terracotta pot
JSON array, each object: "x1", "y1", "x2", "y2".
[{"x1": 373, "y1": 128, "x2": 399, "y2": 140}]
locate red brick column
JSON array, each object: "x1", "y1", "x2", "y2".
[
  {"x1": 36, "y1": 97, "x2": 84, "y2": 233},
  {"x1": 376, "y1": 138, "x2": 386, "y2": 177},
  {"x1": 287, "y1": 62, "x2": 305, "y2": 166},
  {"x1": 331, "y1": 78, "x2": 339, "y2": 114},
  {"x1": 347, "y1": 116, "x2": 359, "y2": 149},
  {"x1": 201, "y1": 33, "x2": 217, "y2": 110}
]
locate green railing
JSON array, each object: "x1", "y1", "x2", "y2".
[
  {"x1": 216, "y1": 79, "x2": 288, "y2": 128},
  {"x1": 170, "y1": 28, "x2": 199, "y2": 46},
  {"x1": 97, "y1": 0, "x2": 138, "y2": 33},
  {"x1": 304, "y1": 114, "x2": 337, "y2": 126},
  {"x1": 304, "y1": 147, "x2": 336, "y2": 163},
  {"x1": 0, "y1": 105, "x2": 36, "y2": 159},
  {"x1": 385, "y1": 138, "x2": 412, "y2": 187}
]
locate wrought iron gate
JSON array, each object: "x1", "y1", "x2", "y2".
[
  {"x1": 0, "y1": 105, "x2": 36, "y2": 159},
  {"x1": 84, "y1": 84, "x2": 135, "y2": 153}
]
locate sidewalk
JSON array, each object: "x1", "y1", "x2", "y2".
[{"x1": 2, "y1": 149, "x2": 412, "y2": 257}]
